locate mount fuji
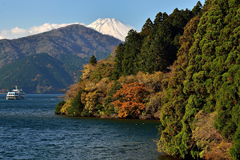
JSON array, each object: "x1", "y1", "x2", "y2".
[{"x1": 87, "y1": 18, "x2": 136, "y2": 41}]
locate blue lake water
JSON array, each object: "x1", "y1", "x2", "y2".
[{"x1": 0, "y1": 94, "x2": 176, "y2": 160}]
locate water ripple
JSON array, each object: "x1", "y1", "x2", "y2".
[{"x1": 0, "y1": 94, "x2": 178, "y2": 160}]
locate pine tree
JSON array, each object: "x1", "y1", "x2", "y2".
[
  {"x1": 192, "y1": 1, "x2": 203, "y2": 16},
  {"x1": 159, "y1": 15, "x2": 201, "y2": 158},
  {"x1": 140, "y1": 18, "x2": 153, "y2": 37},
  {"x1": 89, "y1": 55, "x2": 97, "y2": 64},
  {"x1": 122, "y1": 29, "x2": 142, "y2": 76},
  {"x1": 154, "y1": 12, "x2": 168, "y2": 27},
  {"x1": 112, "y1": 43, "x2": 125, "y2": 80}
]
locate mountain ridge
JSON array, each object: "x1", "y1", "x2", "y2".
[
  {"x1": 0, "y1": 24, "x2": 121, "y2": 68},
  {"x1": 0, "y1": 23, "x2": 121, "y2": 93}
]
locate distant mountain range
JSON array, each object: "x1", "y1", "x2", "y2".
[
  {"x1": 0, "y1": 21, "x2": 123, "y2": 93},
  {"x1": 0, "y1": 18, "x2": 135, "y2": 93},
  {"x1": 0, "y1": 24, "x2": 121, "y2": 68},
  {"x1": 88, "y1": 18, "x2": 136, "y2": 41}
]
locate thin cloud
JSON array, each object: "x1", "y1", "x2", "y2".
[{"x1": 0, "y1": 22, "x2": 83, "y2": 40}]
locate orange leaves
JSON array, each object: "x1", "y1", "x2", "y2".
[{"x1": 113, "y1": 82, "x2": 148, "y2": 118}]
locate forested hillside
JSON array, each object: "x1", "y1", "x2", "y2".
[
  {"x1": 55, "y1": 0, "x2": 240, "y2": 159},
  {"x1": 0, "y1": 24, "x2": 121, "y2": 93},
  {"x1": 0, "y1": 24, "x2": 121, "y2": 68},
  {"x1": 112, "y1": 1, "x2": 202, "y2": 78},
  {"x1": 0, "y1": 53, "x2": 74, "y2": 93},
  {"x1": 159, "y1": 0, "x2": 240, "y2": 159},
  {"x1": 55, "y1": 0, "x2": 203, "y2": 118}
]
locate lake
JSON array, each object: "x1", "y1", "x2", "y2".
[{"x1": 0, "y1": 94, "x2": 176, "y2": 160}]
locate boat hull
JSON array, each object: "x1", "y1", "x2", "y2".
[{"x1": 6, "y1": 95, "x2": 26, "y2": 100}]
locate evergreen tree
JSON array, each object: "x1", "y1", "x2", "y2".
[
  {"x1": 158, "y1": 15, "x2": 201, "y2": 158},
  {"x1": 112, "y1": 43, "x2": 125, "y2": 80},
  {"x1": 154, "y1": 12, "x2": 168, "y2": 27},
  {"x1": 89, "y1": 55, "x2": 97, "y2": 64},
  {"x1": 144, "y1": 8, "x2": 193, "y2": 73},
  {"x1": 122, "y1": 29, "x2": 142, "y2": 76},
  {"x1": 67, "y1": 90, "x2": 85, "y2": 117},
  {"x1": 192, "y1": 1, "x2": 203, "y2": 16},
  {"x1": 140, "y1": 18, "x2": 153, "y2": 37},
  {"x1": 112, "y1": 1, "x2": 203, "y2": 77},
  {"x1": 138, "y1": 34, "x2": 153, "y2": 73}
]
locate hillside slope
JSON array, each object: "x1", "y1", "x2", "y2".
[
  {"x1": 0, "y1": 53, "x2": 74, "y2": 93},
  {"x1": 0, "y1": 24, "x2": 121, "y2": 68},
  {"x1": 159, "y1": 0, "x2": 240, "y2": 159}
]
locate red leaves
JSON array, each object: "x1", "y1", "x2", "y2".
[{"x1": 113, "y1": 82, "x2": 147, "y2": 118}]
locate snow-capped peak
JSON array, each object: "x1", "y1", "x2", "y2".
[{"x1": 87, "y1": 18, "x2": 136, "y2": 41}]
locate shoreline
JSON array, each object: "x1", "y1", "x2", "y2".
[{"x1": 56, "y1": 113, "x2": 160, "y2": 121}]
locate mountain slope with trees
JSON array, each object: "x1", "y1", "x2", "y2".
[
  {"x1": 0, "y1": 53, "x2": 74, "y2": 93},
  {"x1": 112, "y1": 1, "x2": 203, "y2": 79},
  {"x1": 0, "y1": 24, "x2": 121, "y2": 68},
  {"x1": 55, "y1": 0, "x2": 240, "y2": 159},
  {"x1": 159, "y1": 0, "x2": 240, "y2": 159}
]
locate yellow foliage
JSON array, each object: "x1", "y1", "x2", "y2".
[
  {"x1": 118, "y1": 75, "x2": 137, "y2": 86},
  {"x1": 85, "y1": 90, "x2": 99, "y2": 114},
  {"x1": 136, "y1": 71, "x2": 169, "y2": 93},
  {"x1": 60, "y1": 100, "x2": 71, "y2": 115},
  {"x1": 61, "y1": 56, "x2": 173, "y2": 120},
  {"x1": 65, "y1": 83, "x2": 81, "y2": 100},
  {"x1": 192, "y1": 111, "x2": 233, "y2": 160},
  {"x1": 95, "y1": 77, "x2": 110, "y2": 94},
  {"x1": 80, "y1": 91, "x2": 87, "y2": 105},
  {"x1": 146, "y1": 92, "x2": 163, "y2": 114},
  {"x1": 85, "y1": 81, "x2": 97, "y2": 92},
  {"x1": 81, "y1": 63, "x2": 97, "y2": 80}
]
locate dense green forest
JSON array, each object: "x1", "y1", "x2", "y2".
[
  {"x1": 159, "y1": 0, "x2": 240, "y2": 159},
  {"x1": 56, "y1": 0, "x2": 240, "y2": 159},
  {"x1": 0, "y1": 53, "x2": 74, "y2": 93}
]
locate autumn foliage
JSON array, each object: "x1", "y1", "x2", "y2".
[
  {"x1": 55, "y1": 1, "x2": 240, "y2": 159},
  {"x1": 113, "y1": 82, "x2": 148, "y2": 118}
]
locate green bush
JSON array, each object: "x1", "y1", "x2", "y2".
[
  {"x1": 103, "y1": 81, "x2": 122, "y2": 111},
  {"x1": 81, "y1": 110, "x2": 91, "y2": 117},
  {"x1": 230, "y1": 139, "x2": 240, "y2": 160},
  {"x1": 230, "y1": 127, "x2": 240, "y2": 160},
  {"x1": 55, "y1": 101, "x2": 66, "y2": 114},
  {"x1": 96, "y1": 104, "x2": 103, "y2": 110},
  {"x1": 67, "y1": 90, "x2": 84, "y2": 117}
]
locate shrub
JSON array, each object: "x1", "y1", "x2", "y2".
[
  {"x1": 84, "y1": 91, "x2": 99, "y2": 114},
  {"x1": 67, "y1": 90, "x2": 84, "y2": 117},
  {"x1": 65, "y1": 83, "x2": 81, "y2": 100},
  {"x1": 103, "y1": 81, "x2": 122, "y2": 111},
  {"x1": 230, "y1": 127, "x2": 240, "y2": 160},
  {"x1": 55, "y1": 100, "x2": 66, "y2": 114},
  {"x1": 81, "y1": 110, "x2": 91, "y2": 117},
  {"x1": 89, "y1": 61, "x2": 114, "y2": 83}
]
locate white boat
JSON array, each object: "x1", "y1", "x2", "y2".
[{"x1": 6, "y1": 86, "x2": 26, "y2": 100}]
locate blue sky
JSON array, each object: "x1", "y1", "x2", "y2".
[{"x1": 0, "y1": 0, "x2": 205, "y2": 39}]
